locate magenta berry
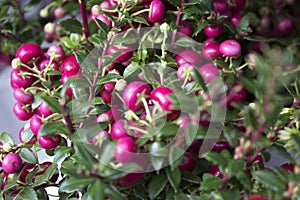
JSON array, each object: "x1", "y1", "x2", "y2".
[
  {"x1": 226, "y1": 81, "x2": 246, "y2": 109},
  {"x1": 212, "y1": 141, "x2": 231, "y2": 152},
  {"x1": 100, "y1": 1, "x2": 110, "y2": 9},
  {"x1": 38, "y1": 135, "x2": 61, "y2": 149},
  {"x1": 30, "y1": 115, "x2": 43, "y2": 136},
  {"x1": 118, "y1": 172, "x2": 144, "y2": 186},
  {"x1": 179, "y1": 153, "x2": 196, "y2": 172},
  {"x1": 175, "y1": 50, "x2": 202, "y2": 67},
  {"x1": 15, "y1": 43, "x2": 43, "y2": 64},
  {"x1": 219, "y1": 39, "x2": 241, "y2": 57},
  {"x1": 204, "y1": 24, "x2": 224, "y2": 38},
  {"x1": 280, "y1": 163, "x2": 294, "y2": 172},
  {"x1": 107, "y1": 45, "x2": 133, "y2": 63},
  {"x1": 91, "y1": 5, "x2": 100, "y2": 16},
  {"x1": 19, "y1": 127, "x2": 36, "y2": 144},
  {"x1": 114, "y1": 137, "x2": 137, "y2": 163},
  {"x1": 122, "y1": 81, "x2": 151, "y2": 112},
  {"x1": 277, "y1": 18, "x2": 293, "y2": 36},
  {"x1": 230, "y1": 0, "x2": 246, "y2": 12},
  {"x1": 208, "y1": 165, "x2": 223, "y2": 177},
  {"x1": 111, "y1": 120, "x2": 129, "y2": 140},
  {"x1": 13, "y1": 101, "x2": 33, "y2": 121},
  {"x1": 13, "y1": 88, "x2": 33, "y2": 104},
  {"x1": 178, "y1": 21, "x2": 192, "y2": 37},
  {"x1": 10, "y1": 69, "x2": 34, "y2": 89},
  {"x1": 47, "y1": 46, "x2": 65, "y2": 61},
  {"x1": 230, "y1": 12, "x2": 243, "y2": 28},
  {"x1": 60, "y1": 54, "x2": 80, "y2": 74},
  {"x1": 148, "y1": 0, "x2": 165, "y2": 23},
  {"x1": 38, "y1": 59, "x2": 59, "y2": 72},
  {"x1": 248, "y1": 196, "x2": 269, "y2": 200},
  {"x1": 213, "y1": 0, "x2": 228, "y2": 13},
  {"x1": 39, "y1": 101, "x2": 53, "y2": 118},
  {"x1": 2, "y1": 153, "x2": 23, "y2": 174},
  {"x1": 199, "y1": 63, "x2": 220, "y2": 84},
  {"x1": 150, "y1": 86, "x2": 180, "y2": 120},
  {"x1": 203, "y1": 42, "x2": 222, "y2": 59}
]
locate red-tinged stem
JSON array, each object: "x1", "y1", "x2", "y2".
[
  {"x1": 285, "y1": 182, "x2": 296, "y2": 199},
  {"x1": 60, "y1": 98, "x2": 74, "y2": 134},
  {"x1": 13, "y1": 0, "x2": 26, "y2": 25},
  {"x1": 79, "y1": 0, "x2": 91, "y2": 46},
  {"x1": 171, "y1": 0, "x2": 185, "y2": 50}
]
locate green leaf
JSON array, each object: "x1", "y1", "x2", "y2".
[
  {"x1": 130, "y1": 16, "x2": 149, "y2": 25},
  {"x1": 219, "y1": 188, "x2": 240, "y2": 200},
  {"x1": 53, "y1": 146, "x2": 73, "y2": 163},
  {"x1": 237, "y1": 14, "x2": 250, "y2": 34},
  {"x1": 181, "y1": 171, "x2": 202, "y2": 184},
  {"x1": 200, "y1": 175, "x2": 222, "y2": 191},
  {"x1": 205, "y1": 152, "x2": 227, "y2": 167},
  {"x1": 166, "y1": 167, "x2": 181, "y2": 192},
  {"x1": 38, "y1": 95, "x2": 61, "y2": 114},
  {"x1": 60, "y1": 18, "x2": 83, "y2": 34},
  {"x1": 236, "y1": 171, "x2": 251, "y2": 190},
  {"x1": 253, "y1": 170, "x2": 286, "y2": 192},
  {"x1": 60, "y1": 76, "x2": 76, "y2": 98},
  {"x1": 104, "y1": 184, "x2": 126, "y2": 200},
  {"x1": 193, "y1": 20, "x2": 208, "y2": 36},
  {"x1": 123, "y1": 62, "x2": 140, "y2": 79},
  {"x1": 60, "y1": 176, "x2": 93, "y2": 193},
  {"x1": 74, "y1": 141, "x2": 97, "y2": 170},
  {"x1": 74, "y1": 51, "x2": 97, "y2": 73},
  {"x1": 32, "y1": 163, "x2": 58, "y2": 187},
  {"x1": 148, "y1": 174, "x2": 168, "y2": 200},
  {"x1": 39, "y1": 122, "x2": 69, "y2": 136},
  {"x1": 18, "y1": 187, "x2": 38, "y2": 200},
  {"x1": 168, "y1": 0, "x2": 181, "y2": 7},
  {"x1": 0, "y1": 132, "x2": 14, "y2": 144},
  {"x1": 82, "y1": 180, "x2": 104, "y2": 200},
  {"x1": 21, "y1": 126, "x2": 35, "y2": 144},
  {"x1": 98, "y1": 73, "x2": 121, "y2": 85},
  {"x1": 193, "y1": 68, "x2": 208, "y2": 92},
  {"x1": 94, "y1": 18, "x2": 110, "y2": 34},
  {"x1": 169, "y1": 146, "x2": 185, "y2": 167},
  {"x1": 228, "y1": 159, "x2": 244, "y2": 177},
  {"x1": 19, "y1": 148, "x2": 37, "y2": 164},
  {"x1": 175, "y1": 37, "x2": 196, "y2": 47}
]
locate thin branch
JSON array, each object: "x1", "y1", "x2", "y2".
[
  {"x1": 79, "y1": 0, "x2": 91, "y2": 46},
  {"x1": 171, "y1": 0, "x2": 185, "y2": 49}
]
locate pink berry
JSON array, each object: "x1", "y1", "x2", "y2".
[
  {"x1": 95, "y1": 14, "x2": 112, "y2": 28},
  {"x1": 15, "y1": 43, "x2": 43, "y2": 64},
  {"x1": 281, "y1": 163, "x2": 294, "y2": 172},
  {"x1": 230, "y1": 0, "x2": 246, "y2": 12},
  {"x1": 150, "y1": 86, "x2": 180, "y2": 120},
  {"x1": 219, "y1": 39, "x2": 241, "y2": 57},
  {"x1": 100, "y1": 1, "x2": 110, "y2": 9},
  {"x1": 111, "y1": 120, "x2": 129, "y2": 140},
  {"x1": 13, "y1": 88, "x2": 33, "y2": 104},
  {"x1": 226, "y1": 81, "x2": 246, "y2": 109},
  {"x1": 38, "y1": 59, "x2": 59, "y2": 74},
  {"x1": 179, "y1": 153, "x2": 196, "y2": 172},
  {"x1": 212, "y1": 141, "x2": 231, "y2": 152},
  {"x1": 47, "y1": 46, "x2": 65, "y2": 61},
  {"x1": 230, "y1": 12, "x2": 243, "y2": 28},
  {"x1": 199, "y1": 63, "x2": 220, "y2": 84},
  {"x1": 2, "y1": 153, "x2": 22, "y2": 174},
  {"x1": 19, "y1": 127, "x2": 36, "y2": 144},
  {"x1": 13, "y1": 101, "x2": 33, "y2": 121},
  {"x1": 39, "y1": 101, "x2": 53, "y2": 118},
  {"x1": 122, "y1": 82, "x2": 151, "y2": 112},
  {"x1": 175, "y1": 50, "x2": 202, "y2": 67},
  {"x1": 114, "y1": 137, "x2": 137, "y2": 163},
  {"x1": 177, "y1": 62, "x2": 195, "y2": 82},
  {"x1": 208, "y1": 165, "x2": 223, "y2": 177},
  {"x1": 204, "y1": 24, "x2": 224, "y2": 38},
  {"x1": 107, "y1": 45, "x2": 133, "y2": 63},
  {"x1": 10, "y1": 69, "x2": 34, "y2": 89},
  {"x1": 203, "y1": 42, "x2": 222, "y2": 59},
  {"x1": 118, "y1": 172, "x2": 144, "y2": 186},
  {"x1": 91, "y1": 5, "x2": 100, "y2": 16},
  {"x1": 54, "y1": 7, "x2": 66, "y2": 19},
  {"x1": 178, "y1": 21, "x2": 192, "y2": 37},
  {"x1": 38, "y1": 135, "x2": 61, "y2": 149},
  {"x1": 30, "y1": 115, "x2": 43, "y2": 136},
  {"x1": 148, "y1": 0, "x2": 165, "y2": 23},
  {"x1": 213, "y1": 0, "x2": 228, "y2": 13},
  {"x1": 59, "y1": 54, "x2": 80, "y2": 74}
]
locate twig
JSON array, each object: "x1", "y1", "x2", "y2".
[
  {"x1": 79, "y1": 0, "x2": 91, "y2": 46},
  {"x1": 13, "y1": 0, "x2": 26, "y2": 25}
]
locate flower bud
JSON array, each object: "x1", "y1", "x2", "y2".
[
  {"x1": 148, "y1": 0, "x2": 165, "y2": 23},
  {"x1": 11, "y1": 58, "x2": 21, "y2": 69}
]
